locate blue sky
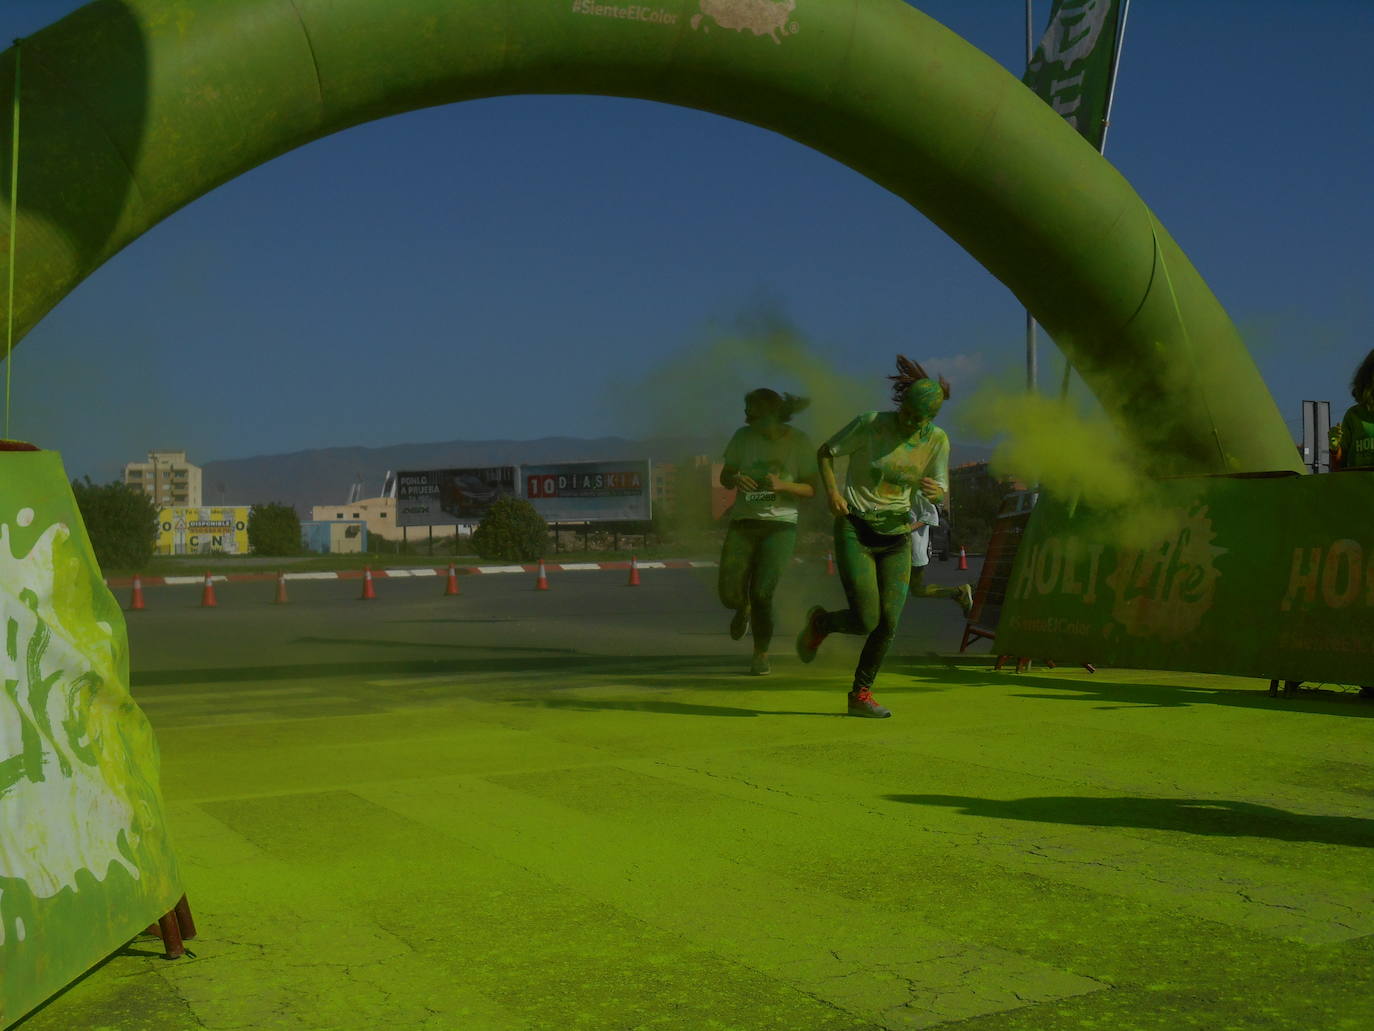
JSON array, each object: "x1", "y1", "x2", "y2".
[{"x1": 2, "y1": 0, "x2": 1372, "y2": 483}]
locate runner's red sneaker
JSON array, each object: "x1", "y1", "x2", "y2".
[
  {"x1": 795, "y1": 605, "x2": 828, "y2": 663},
  {"x1": 847, "y1": 688, "x2": 891, "y2": 718}
]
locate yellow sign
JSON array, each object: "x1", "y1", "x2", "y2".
[{"x1": 157, "y1": 506, "x2": 250, "y2": 555}]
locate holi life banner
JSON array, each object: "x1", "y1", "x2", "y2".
[
  {"x1": 1, "y1": 449, "x2": 184, "y2": 1027},
  {"x1": 394, "y1": 466, "x2": 517, "y2": 527},
  {"x1": 997, "y1": 470, "x2": 1374, "y2": 685},
  {"x1": 523, "y1": 460, "x2": 652, "y2": 523}
]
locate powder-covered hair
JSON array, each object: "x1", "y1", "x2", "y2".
[
  {"x1": 1351, "y1": 347, "x2": 1374, "y2": 404},
  {"x1": 745, "y1": 387, "x2": 811, "y2": 424},
  {"x1": 889, "y1": 354, "x2": 951, "y2": 406}
]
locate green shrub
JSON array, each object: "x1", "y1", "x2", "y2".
[
  {"x1": 471, "y1": 497, "x2": 548, "y2": 562},
  {"x1": 248, "y1": 502, "x2": 302, "y2": 556},
  {"x1": 70, "y1": 477, "x2": 158, "y2": 571}
]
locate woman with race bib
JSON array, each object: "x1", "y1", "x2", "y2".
[{"x1": 719, "y1": 389, "x2": 817, "y2": 676}]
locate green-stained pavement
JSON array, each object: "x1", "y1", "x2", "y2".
[{"x1": 14, "y1": 568, "x2": 1374, "y2": 1031}]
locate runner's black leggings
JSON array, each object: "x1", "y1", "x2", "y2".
[{"x1": 818, "y1": 514, "x2": 911, "y2": 690}]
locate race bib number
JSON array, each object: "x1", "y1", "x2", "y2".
[{"x1": 743, "y1": 490, "x2": 778, "y2": 504}]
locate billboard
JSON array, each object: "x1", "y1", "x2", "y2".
[
  {"x1": 395, "y1": 467, "x2": 516, "y2": 527},
  {"x1": 157, "y1": 506, "x2": 250, "y2": 555},
  {"x1": 301, "y1": 520, "x2": 367, "y2": 554},
  {"x1": 524, "y1": 460, "x2": 652, "y2": 523}
]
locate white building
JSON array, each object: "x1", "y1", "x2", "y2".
[
  {"x1": 124, "y1": 449, "x2": 202, "y2": 508},
  {"x1": 311, "y1": 496, "x2": 452, "y2": 541}
]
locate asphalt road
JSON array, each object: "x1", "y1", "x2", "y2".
[{"x1": 124, "y1": 557, "x2": 988, "y2": 683}]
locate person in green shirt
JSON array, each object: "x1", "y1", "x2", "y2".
[
  {"x1": 1331, "y1": 348, "x2": 1374, "y2": 471},
  {"x1": 719, "y1": 389, "x2": 818, "y2": 676},
  {"x1": 796, "y1": 356, "x2": 951, "y2": 717},
  {"x1": 1329, "y1": 348, "x2": 1374, "y2": 697}
]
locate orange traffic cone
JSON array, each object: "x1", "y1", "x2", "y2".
[
  {"x1": 444, "y1": 563, "x2": 460, "y2": 596},
  {"x1": 535, "y1": 559, "x2": 550, "y2": 591},
  {"x1": 273, "y1": 570, "x2": 289, "y2": 605},
  {"x1": 627, "y1": 555, "x2": 641, "y2": 586},
  {"x1": 825, "y1": 551, "x2": 836, "y2": 575},
  {"x1": 129, "y1": 574, "x2": 146, "y2": 611},
  {"x1": 360, "y1": 565, "x2": 377, "y2": 600},
  {"x1": 200, "y1": 571, "x2": 217, "y2": 608},
  {"x1": 957, "y1": 546, "x2": 969, "y2": 571}
]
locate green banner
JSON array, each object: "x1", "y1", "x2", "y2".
[
  {"x1": 1, "y1": 451, "x2": 183, "y2": 1026},
  {"x1": 998, "y1": 471, "x2": 1374, "y2": 685},
  {"x1": 1024, "y1": 0, "x2": 1121, "y2": 150}
]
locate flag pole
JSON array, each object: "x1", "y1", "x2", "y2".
[
  {"x1": 1098, "y1": 0, "x2": 1132, "y2": 155},
  {"x1": 1059, "y1": 0, "x2": 1132, "y2": 401},
  {"x1": 1024, "y1": 0, "x2": 1038, "y2": 393}
]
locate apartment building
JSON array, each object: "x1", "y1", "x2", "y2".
[{"x1": 123, "y1": 449, "x2": 203, "y2": 508}]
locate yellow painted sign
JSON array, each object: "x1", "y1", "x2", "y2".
[{"x1": 157, "y1": 506, "x2": 250, "y2": 555}]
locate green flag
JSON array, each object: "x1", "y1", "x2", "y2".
[{"x1": 1024, "y1": 0, "x2": 1122, "y2": 151}]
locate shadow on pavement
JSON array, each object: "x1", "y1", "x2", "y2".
[
  {"x1": 509, "y1": 696, "x2": 837, "y2": 719},
  {"x1": 892, "y1": 659, "x2": 1374, "y2": 719},
  {"x1": 132, "y1": 652, "x2": 746, "y2": 687},
  {"x1": 884, "y1": 793, "x2": 1374, "y2": 848}
]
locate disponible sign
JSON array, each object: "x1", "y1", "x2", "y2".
[
  {"x1": 997, "y1": 471, "x2": 1374, "y2": 684},
  {"x1": 157, "y1": 506, "x2": 249, "y2": 555},
  {"x1": 394, "y1": 467, "x2": 516, "y2": 527},
  {"x1": 523, "y1": 461, "x2": 651, "y2": 522}
]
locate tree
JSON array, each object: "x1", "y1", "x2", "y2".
[
  {"x1": 70, "y1": 478, "x2": 158, "y2": 571},
  {"x1": 471, "y1": 497, "x2": 548, "y2": 562},
  {"x1": 248, "y1": 502, "x2": 301, "y2": 556}
]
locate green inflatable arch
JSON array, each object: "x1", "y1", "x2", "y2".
[{"x1": 1, "y1": 0, "x2": 1299, "y2": 475}]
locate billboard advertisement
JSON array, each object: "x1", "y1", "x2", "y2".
[
  {"x1": 524, "y1": 460, "x2": 652, "y2": 523},
  {"x1": 157, "y1": 506, "x2": 250, "y2": 555},
  {"x1": 395, "y1": 467, "x2": 517, "y2": 527}
]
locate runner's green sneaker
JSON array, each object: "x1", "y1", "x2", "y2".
[
  {"x1": 729, "y1": 604, "x2": 750, "y2": 641},
  {"x1": 847, "y1": 688, "x2": 891, "y2": 718},
  {"x1": 750, "y1": 654, "x2": 771, "y2": 676},
  {"x1": 795, "y1": 605, "x2": 828, "y2": 664},
  {"x1": 955, "y1": 583, "x2": 974, "y2": 618}
]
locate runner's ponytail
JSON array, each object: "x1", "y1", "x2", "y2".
[{"x1": 890, "y1": 354, "x2": 951, "y2": 405}]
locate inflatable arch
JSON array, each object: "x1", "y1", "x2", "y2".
[{"x1": 1, "y1": 0, "x2": 1299, "y2": 475}]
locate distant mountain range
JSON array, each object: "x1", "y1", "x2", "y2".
[{"x1": 200, "y1": 436, "x2": 996, "y2": 514}]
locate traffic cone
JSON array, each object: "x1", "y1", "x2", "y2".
[
  {"x1": 957, "y1": 546, "x2": 969, "y2": 571},
  {"x1": 359, "y1": 565, "x2": 377, "y2": 600},
  {"x1": 129, "y1": 574, "x2": 145, "y2": 611},
  {"x1": 626, "y1": 555, "x2": 641, "y2": 586},
  {"x1": 444, "y1": 563, "x2": 460, "y2": 596},
  {"x1": 273, "y1": 570, "x2": 289, "y2": 605},
  {"x1": 535, "y1": 559, "x2": 550, "y2": 591},
  {"x1": 200, "y1": 571, "x2": 217, "y2": 608},
  {"x1": 825, "y1": 551, "x2": 836, "y2": 575}
]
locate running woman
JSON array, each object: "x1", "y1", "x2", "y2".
[
  {"x1": 719, "y1": 389, "x2": 817, "y2": 676},
  {"x1": 909, "y1": 494, "x2": 974, "y2": 617},
  {"x1": 796, "y1": 356, "x2": 951, "y2": 717}
]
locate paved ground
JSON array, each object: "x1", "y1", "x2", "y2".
[{"x1": 14, "y1": 560, "x2": 1374, "y2": 1031}]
